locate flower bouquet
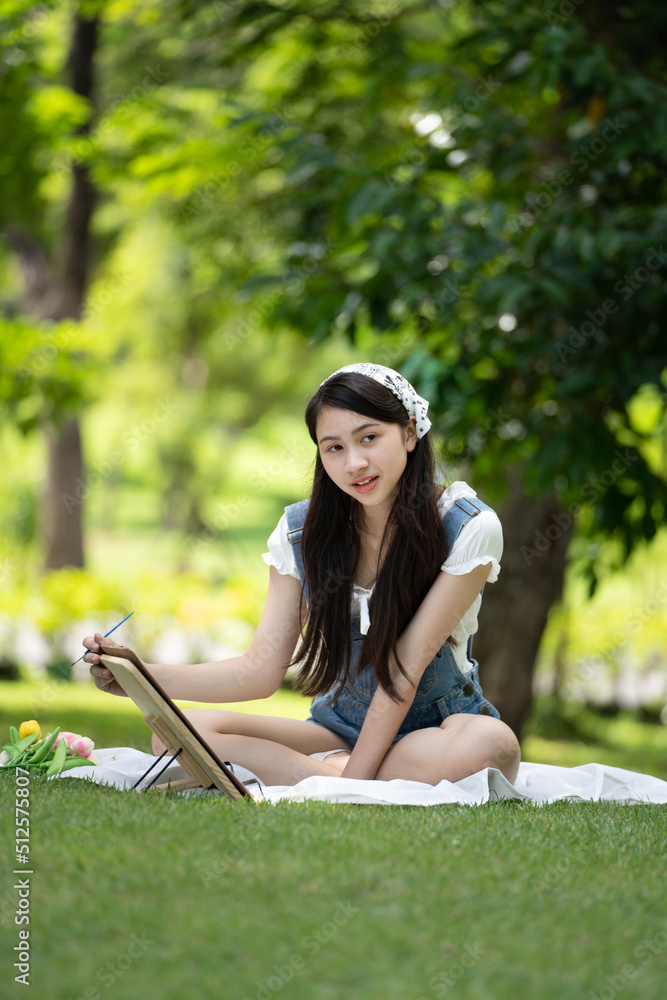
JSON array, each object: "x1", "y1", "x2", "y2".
[{"x1": 0, "y1": 721, "x2": 99, "y2": 777}]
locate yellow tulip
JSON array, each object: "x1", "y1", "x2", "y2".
[{"x1": 18, "y1": 720, "x2": 41, "y2": 740}]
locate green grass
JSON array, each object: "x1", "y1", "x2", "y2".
[
  {"x1": 1, "y1": 778, "x2": 666, "y2": 1000},
  {"x1": 0, "y1": 682, "x2": 667, "y2": 1000},
  {"x1": 1, "y1": 683, "x2": 666, "y2": 998}
]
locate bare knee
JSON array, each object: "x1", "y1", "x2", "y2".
[
  {"x1": 150, "y1": 708, "x2": 223, "y2": 756},
  {"x1": 439, "y1": 714, "x2": 521, "y2": 784},
  {"x1": 487, "y1": 721, "x2": 521, "y2": 783}
]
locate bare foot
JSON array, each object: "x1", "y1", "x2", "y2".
[{"x1": 325, "y1": 751, "x2": 352, "y2": 775}]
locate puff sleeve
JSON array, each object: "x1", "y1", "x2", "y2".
[
  {"x1": 441, "y1": 510, "x2": 503, "y2": 583},
  {"x1": 261, "y1": 513, "x2": 301, "y2": 580}
]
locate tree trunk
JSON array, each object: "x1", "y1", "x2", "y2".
[
  {"x1": 474, "y1": 464, "x2": 572, "y2": 742},
  {"x1": 43, "y1": 419, "x2": 86, "y2": 569},
  {"x1": 39, "y1": 11, "x2": 98, "y2": 570},
  {"x1": 59, "y1": 14, "x2": 98, "y2": 321}
]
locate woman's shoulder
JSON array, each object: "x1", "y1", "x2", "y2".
[
  {"x1": 262, "y1": 511, "x2": 301, "y2": 579},
  {"x1": 437, "y1": 481, "x2": 502, "y2": 542},
  {"x1": 285, "y1": 497, "x2": 310, "y2": 519},
  {"x1": 437, "y1": 483, "x2": 503, "y2": 578},
  {"x1": 436, "y1": 481, "x2": 482, "y2": 512}
]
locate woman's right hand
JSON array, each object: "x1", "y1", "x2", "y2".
[{"x1": 83, "y1": 632, "x2": 129, "y2": 698}]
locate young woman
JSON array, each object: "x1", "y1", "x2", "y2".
[{"x1": 84, "y1": 363, "x2": 520, "y2": 787}]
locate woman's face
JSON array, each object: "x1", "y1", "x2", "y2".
[{"x1": 315, "y1": 405, "x2": 417, "y2": 515}]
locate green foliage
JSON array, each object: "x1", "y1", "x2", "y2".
[
  {"x1": 536, "y1": 525, "x2": 667, "y2": 683},
  {"x1": 45, "y1": 655, "x2": 73, "y2": 683},
  {"x1": 0, "y1": 561, "x2": 261, "y2": 660},
  {"x1": 24, "y1": 567, "x2": 128, "y2": 636},
  {"x1": 524, "y1": 697, "x2": 667, "y2": 780},
  {"x1": 1, "y1": 0, "x2": 665, "y2": 604},
  {"x1": 0, "y1": 315, "x2": 102, "y2": 429},
  {"x1": 149, "y1": 0, "x2": 666, "y2": 591}
]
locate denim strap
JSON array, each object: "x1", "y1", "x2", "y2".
[
  {"x1": 284, "y1": 498, "x2": 310, "y2": 602},
  {"x1": 284, "y1": 493, "x2": 495, "y2": 658}
]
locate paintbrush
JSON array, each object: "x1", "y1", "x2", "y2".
[{"x1": 69, "y1": 611, "x2": 135, "y2": 668}]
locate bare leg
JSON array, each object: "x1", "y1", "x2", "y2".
[
  {"x1": 317, "y1": 750, "x2": 351, "y2": 775},
  {"x1": 150, "y1": 708, "x2": 352, "y2": 786},
  {"x1": 148, "y1": 709, "x2": 519, "y2": 786},
  {"x1": 374, "y1": 715, "x2": 521, "y2": 785}
]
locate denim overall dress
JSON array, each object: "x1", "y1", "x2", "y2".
[{"x1": 285, "y1": 495, "x2": 500, "y2": 750}]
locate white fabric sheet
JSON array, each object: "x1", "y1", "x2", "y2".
[{"x1": 55, "y1": 747, "x2": 667, "y2": 806}]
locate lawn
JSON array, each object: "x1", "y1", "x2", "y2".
[{"x1": 1, "y1": 682, "x2": 666, "y2": 1000}]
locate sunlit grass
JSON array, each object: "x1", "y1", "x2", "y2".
[{"x1": 1, "y1": 776, "x2": 666, "y2": 1000}]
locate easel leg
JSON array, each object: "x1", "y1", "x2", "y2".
[
  {"x1": 153, "y1": 776, "x2": 204, "y2": 792},
  {"x1": 141, "y1": 747, "x2": 183, "y2": 790}
]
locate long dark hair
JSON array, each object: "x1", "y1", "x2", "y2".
[{"x1": 289, "y1": 371, "x2": 454, "y2": 704}]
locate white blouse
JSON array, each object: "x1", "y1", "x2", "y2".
[{"x1": 261, "y1": 481, "x2": 503, "y2": 676}]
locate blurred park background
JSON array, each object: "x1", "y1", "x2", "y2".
[{"x1": 1, "y1": 0, "x2": 666, "y2": 776}]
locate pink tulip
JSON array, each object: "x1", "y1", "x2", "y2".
[
  {"x1": 68, "y1": 736, "x2": 95, "y2": 759},
  {"x1": 54, "y1": 731, "x2": 82, "y2": 749}
]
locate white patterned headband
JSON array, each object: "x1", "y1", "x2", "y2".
[{"x1": 319, "y1": 363, "x2": 432, "y2": 439}]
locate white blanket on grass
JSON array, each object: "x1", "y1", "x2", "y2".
[{"x1": 56, "y1": 747, "x2": 667, "y2": 806}]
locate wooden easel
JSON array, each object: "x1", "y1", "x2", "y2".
[{"x1": 98, "y1": 646, "x2": 252, "y2": 801}]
